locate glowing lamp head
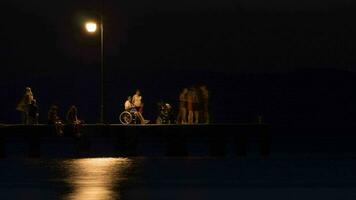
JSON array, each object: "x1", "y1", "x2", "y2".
[{"x1": 85, "y1": 22, "x2": 97, "y2": 33}]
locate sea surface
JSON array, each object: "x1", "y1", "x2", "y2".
[{"x1": 1, "y1": 157, "x2": 356, "y2": 200}]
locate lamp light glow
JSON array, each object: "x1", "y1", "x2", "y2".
[{"x1": 85, "y1": 22, "x2": 97, "y2": 33}]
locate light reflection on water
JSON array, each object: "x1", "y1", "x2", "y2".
[
  {"x1": 1, "y1": 157, "x2": 356, "y2": 199},
  {"x1": 62, "y1": 158, "x2": 132, "y2": 200}
]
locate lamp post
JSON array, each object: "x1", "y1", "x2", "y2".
[{"x1": 85, "y1": 20, "x2": 104, "y2": 123}]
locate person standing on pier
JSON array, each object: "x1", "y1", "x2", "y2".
[
  {"x1": 187, "y1": 87, "x2": 194, "y2": 124},
  {"x1": 192, "y1": 87, "x2": 200, "y2": 124},
  {"x1": 16, "y1": 87, "x2": 34, "y2": 124},
  {"x1": 132, "y1": 89, "x2": 144, "y2": 114},
  {"x1": 176, "y1": 88, "x2": 188, "y2": 124},
  {"x1": 27, "y1": 99, "x2": 39, "y2": 124},
  {"x1": 200, "y1": 85, "x2": 210, "y2": 124}
]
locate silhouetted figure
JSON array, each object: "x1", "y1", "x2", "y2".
[
  {"x1": 27, "y1": 99, "x2": 39, "y2": 124},
  {"x1": 132, "y1": 89, "x2": 144, "y2": 113},
  {"x1": 16, "y1": 87, "x2": 34, "y2": 124},
  {"x1": 66, "y1": 105, "x2": 83, "y2": 137},
  {"x1": 200, "y1": 85, "x2": 210, "y2": 124},
  {"x1": 48, "y1": 105, "x2": 63, "y2": 135},
  {"x1": 187, "y1": 88, "x2": 194, "y2": 124},
  {"x1": 193, "y1": 86, "x2": 201, "y2": 124},
  {"x1": 156, "y1": 101, "x2": 173, "y2": 124},
  {"x1": 187, "y1": 87, "x2": 199, "y2": 124},
  {"x1": 176, "y1": 88, "x2": 188, "y2": 124}
]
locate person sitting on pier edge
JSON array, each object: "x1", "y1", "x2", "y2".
[
  {"x1": 48, "y1": 105, "x2": 64, "y2": 136},
  {"x1": 124, "y1": 96, "x2": 149, "y2": 124},
  {"x1": 66, "y1": 105, "x2": 83, "y2": 137}
]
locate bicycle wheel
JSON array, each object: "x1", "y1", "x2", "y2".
[{"x1": 119, "y1": 111, "x2": 132, "y2": 125}]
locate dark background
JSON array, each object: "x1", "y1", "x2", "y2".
[{"x1": 1, "y1": 0, "x2": 356, "y2": 128}]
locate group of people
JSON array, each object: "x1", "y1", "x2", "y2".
[
  {"x1": 176, "y1": 85, "x2": 209, "y2": 124},
  {"x1": 123, "y1": 89, "x2": 149, "y2": 124},
  {"x1": 16, "y1": 87, "x2": 83, "y2": 136},
  {"x1": 16, "y1": 85, "x2": 210, "y2": 127},
  {"x1": 48, "y1": 104, "x2": 84, "y2": 136}
]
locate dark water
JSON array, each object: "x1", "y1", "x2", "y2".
[{"x1": 1, "y1": 157, "x2": 356, "y2": 200}]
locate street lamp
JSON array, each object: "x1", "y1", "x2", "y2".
[
  {"x1": 85, "y1": 22, "x2": 97, "y2": 33},
  {"x1": 85, "y1": 20, "x2": 104, "y2": 123}
]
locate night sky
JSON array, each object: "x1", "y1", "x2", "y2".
[{"x1": 1, "y1": 0, "x2": 356, "y2": 125}]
